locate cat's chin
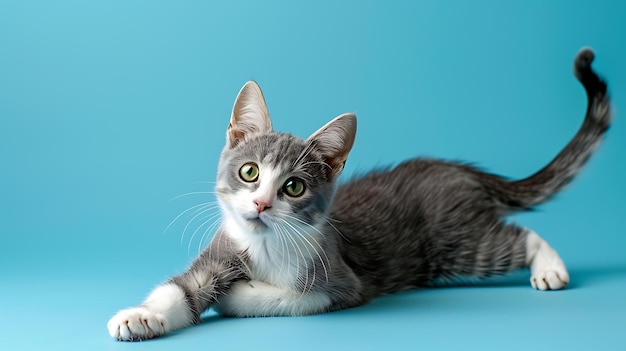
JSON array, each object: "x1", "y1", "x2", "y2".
[
  {"x1": 242, "y1": 216, "x2": 271, "y2": 234},
  {"x1": 247, "y1": 217, "x2": 267, "y2": 228}
]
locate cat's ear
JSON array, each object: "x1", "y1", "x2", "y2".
[
  {"x1": 307, "y1": 113, "x2": 357, "y2": 178},
  {"x1": 227, "y1": 81, "x2": 273, "y2": 148}
]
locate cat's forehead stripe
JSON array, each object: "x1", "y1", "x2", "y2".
[{"x1": 258, "y1": 134, "x2": 308, "y2": 168}]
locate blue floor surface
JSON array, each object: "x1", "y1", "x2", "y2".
[{"x1": 3, "y1": 267, "x2": 626, "y2": 350}]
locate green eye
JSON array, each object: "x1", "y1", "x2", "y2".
[
  {"x1": 283, "y1": 178, "x2": 305, "y2": 197},
  {"x1": 239, "y1": 163, "x2": 259, "y2": 182}
]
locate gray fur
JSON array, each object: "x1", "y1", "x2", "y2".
[{"x1": 166, "y1": 48, "x2": 611, "y2": 323}]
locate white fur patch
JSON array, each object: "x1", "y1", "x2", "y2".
[
  {"x1": 219, "y1": 162, "x2": 329, "y2": 291},
  {"x1": 525, "y1": 229, "x2": 570, "y2": 290},
  {"x1": 216, "y1": 161, "x2": 332, "y2": 316},
  {"x1": 107, "y1": 284, "x2": 193, "y2": 341},
  {"x1": 214, "y1": 280, "x2": 332, "y2": 317},
  {"x1": 221, "y1": 165, "x2": 289, "y2": 233},
  {"x1": 223, "y1": 215, "x2": 329, "y2": 291}
]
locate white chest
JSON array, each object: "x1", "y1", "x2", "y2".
[{"x1": 223, "y1": 218, "x2": 324, "y2": 290}]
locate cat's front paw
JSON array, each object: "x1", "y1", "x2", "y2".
[{"x1": 107, "y1": 307, "x2": 166, "y2": 341}]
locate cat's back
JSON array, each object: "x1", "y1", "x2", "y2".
[{"x1": 331, "y1": 158, "x2": 490, "y2": 223}]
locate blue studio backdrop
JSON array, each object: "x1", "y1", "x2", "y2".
[{"x1": 1, "y1": 1, "x2": 625, "y2": 350}]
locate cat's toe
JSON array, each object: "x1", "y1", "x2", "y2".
[
  {"x1": 107, "y1": 307, "x2": 165, "y2": 341},
  {"x1": 531, "y1": 268, "x2": 570, "y2": 290}
]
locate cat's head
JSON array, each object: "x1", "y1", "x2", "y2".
[{"x1": 215, "y1": 81, "x2": 356, "y2": 236}]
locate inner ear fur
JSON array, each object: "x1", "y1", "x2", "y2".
[
  {"x1": 307, "y1": 113, "x2": 357, "y2": 178},
  {"x1": 227, "y1": 81, "x2": 272, "y2": 148}
]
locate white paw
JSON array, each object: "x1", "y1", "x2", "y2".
[
  {"x1": 531, "y1": 267, "x2": 570, "y2": 290},
  {"x1": 526, "y1": 230, "x2": 570, "y2": 290},
  {"x1": 108, "y1": 284, "x2": 194, "y2": 341},
  {"x1": 107, "y1": 307, "x2": 166, "y2": 341}
]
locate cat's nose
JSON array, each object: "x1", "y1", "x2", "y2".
[{"x1": 254, "y1": 200, "x2": 272, "y2": 214}]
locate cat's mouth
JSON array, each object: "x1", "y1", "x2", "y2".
[{"x1": 245, "y1": 216, "x2": 269, "y2": 230}]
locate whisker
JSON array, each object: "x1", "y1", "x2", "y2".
[
  {"x1": 169, "y1": 191, "x2": 217, "y2": 201},
  {"x1": 278, "y1": 218, "x2": 315, "y2": 296},
  {"x1": 294, "y1": 160, "x2": 332, "y2": 171},
  {"x1": 275, "y1": 221, "x2": 297, "y2": 279},
  {"x1": 163, "y1": 202, "x2": 214, "y2": 234},
  {"x1": 291, "y1": 141, "x2": 315, "y2": 169},
  {"x1": 187, "y1": 211, "x2": 222, "y2": 256},
  {"x1": 282, "y1": 215, "x2": 331, "y2": 266},
  {"x1": 179, "y1": 205, "x2": 221, "y2": 244},
  {"x1": 295, "y1": 161, "x2": 330, "y2": 168},
  {"x1": 198, "y1": 217, "x2": 223, "y2": 256},
  {"x1": 269, "y1": 221, "x2": 289, "y2": 280},
  {"x1": 277, "y1": 220, "x2": 307, "y2": 293},
  {"x1": 207, "y1": 229, "x2": 223, "y2": 262},
  {"x1": 325, "y1": 217, "x2": 352, "y2": 244},
  {"x1": 285, "y1": 214, "x2": 332, "y2": 282},
  {"x1": 281, "y1": 217, "x2": 330, "y2": 285}
]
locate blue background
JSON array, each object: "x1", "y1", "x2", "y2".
[{"x1": 1, "y1": 1, "x2": 625, "y2": 350}]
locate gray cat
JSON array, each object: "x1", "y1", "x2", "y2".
[{"x1": 108, "y1": 48, "x2": 611, "y2": 341}]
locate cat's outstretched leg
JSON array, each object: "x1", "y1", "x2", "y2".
[
  {"x1": 107, "y1": 238, "x2": 248, "y2": 341},
  {"x1": 214, "y1": 280, "x2": 333, "y2": 317},
  {"x1": 107, "y1": 283, "x2": 195, "y2": 341},
  {"x1": 525, "y1": 229, "x2": 570, "y2": 290}
]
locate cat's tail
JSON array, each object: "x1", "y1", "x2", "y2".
[{"x1": 486, "y1": 47, "x2": 612, "y2": 211}]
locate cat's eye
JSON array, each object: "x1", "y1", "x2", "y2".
[
  {"x1": 239, "y1": 163, "x2": 259, "y2": 182},
  {"x1": 283, "y1": 177, "x2": 305, "y2": 197}
]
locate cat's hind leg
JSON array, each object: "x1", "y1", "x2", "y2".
[
  {"x1": 439, "y1": 222, "x2": 569, "y2": 290},
  {"x1": 525, "y1": 229, "x2": 570, "y2": 290}
]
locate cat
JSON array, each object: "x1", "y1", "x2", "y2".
[{"x1": 108, "y1": 48, "x2": 611, "y2": 341}]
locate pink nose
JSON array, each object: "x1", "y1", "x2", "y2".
[{"x1": 254, "y1": 200, "x2": 272, "y2": 214}]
